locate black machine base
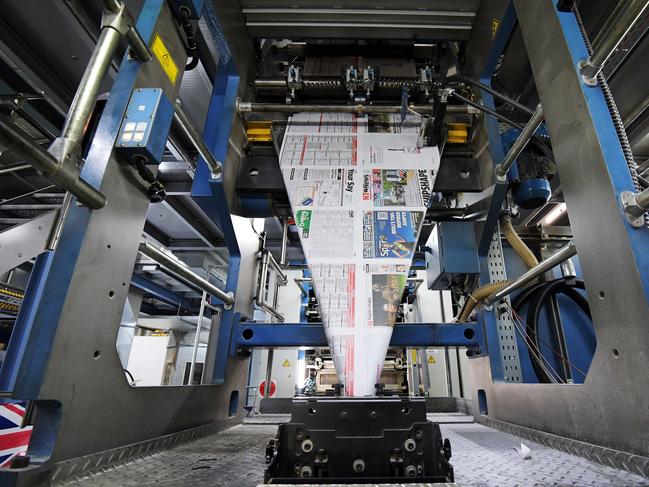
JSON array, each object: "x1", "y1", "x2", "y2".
[{"x1": 264, "y1": 397, "x2": 453, "y2": 484}]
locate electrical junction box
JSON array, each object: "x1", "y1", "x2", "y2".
[
  {"x1": 426, "y1": 221, "x2": 480, "y2": 290},
  {"x1": 115, "y1": 88, "x2": 174, "y2": 164}
]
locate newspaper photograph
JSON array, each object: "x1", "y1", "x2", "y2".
[
  {"x1": 368, "y1": 273, "x2": 407, "y2": 327},
  {"x1": 283, "y1": 168, "x2": 356, "y2": 208},
  {"x1": 363, "y1": 210, "x2": 423, "y2": 259},
  {"x1": 363, "y1": 168, "x2": 433, "y2": 207}
]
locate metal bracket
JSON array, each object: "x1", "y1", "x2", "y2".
[{"x1": 621, "y1": 190, "x2": 646, "y2": 228}]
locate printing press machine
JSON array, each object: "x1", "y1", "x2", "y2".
[{"x1": 1, "y1": 0, "x2": 649, "y2": 485}]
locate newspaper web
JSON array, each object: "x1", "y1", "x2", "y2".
[{"x1": 279, "y1": 112, "x2": 440, "y2": 396}]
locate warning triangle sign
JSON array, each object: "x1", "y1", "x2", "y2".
[
  {"x1": 282, "y1": 359, "x2": 291, "y2": 367},
  {"x1": 427, "y1": 355, "x2": 436, "y2": 364}
]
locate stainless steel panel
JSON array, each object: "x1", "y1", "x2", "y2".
[
  {"x1": 470, "y1": 0, "x2": 649, "y2": 457},
  {"x1": 0, "y1": 210, "x2": 57, "y2": 275}
]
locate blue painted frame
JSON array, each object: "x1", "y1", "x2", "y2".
[
  {"x1": 190, "y1": 57, "x2": 241, "y2": 385},
  {"x1": 232, "y1": 323, "x2": 482, "y2": 349}
]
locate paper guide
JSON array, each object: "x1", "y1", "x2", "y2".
[{"x1": 279, "y1": 112, "x2": 440, "y2": 396}]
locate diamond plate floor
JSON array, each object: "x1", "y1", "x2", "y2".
[{"x1": 61, "y1": 419, "x2": 649, "y2": 486}]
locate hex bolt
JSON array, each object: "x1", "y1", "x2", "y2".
[
  {"x1": 301, "y1": 439, "x2": 314, "y2": 453},
  {"x1": 352, "y1": 459, "x2": 365, "y2": 473},
  {"x1": 300, "y1": 465, "x2": 312, "y2": 478},
  {"x1": 369, "y1": 411, "x2": 378, "y2": 420},
  {"x1": 404, "y1": 438, "x2": 417, "y2": 452},
  {"x1": 405, "y1": 465, "x2": 417, "y2": 477}
]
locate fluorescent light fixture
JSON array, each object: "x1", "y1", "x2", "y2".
[{"x1": 541, "y1": 202, "x2": 567, "y2": 225}]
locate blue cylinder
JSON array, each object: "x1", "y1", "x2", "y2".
[{"x1": 513, "y1": 178, "x2": 551, "y2": 209}]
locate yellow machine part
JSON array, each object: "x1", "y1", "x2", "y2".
[
  {"x1": 447, "y1": 122, "x2": 468, "y2": 144},
  {"x1": 247, "y1": 121, "x2": 272, "y2": 142}
]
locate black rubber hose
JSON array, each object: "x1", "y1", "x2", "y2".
[
  {"x1": 512, "y1": 278, "x2": 591, "y2": 383},
  {"x1": 446, "y1": 75, "x2": 535, "y2": 116}
]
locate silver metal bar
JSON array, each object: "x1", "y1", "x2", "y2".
[
  {"x1": 60, "y1": 27, "x2": 122, "y2": 147},
  {"x1": 102, "y1": 0, "x2": 121, "y2": 13},
  {"x1": 126, "y1": 27, "x2": 152, "y2": 63},
  {"x1": 245, "y1": 22, "x2": 472, "y2": 31},
  {"x1": 188, "y1": 290, "x2": 208, "y2": 385},
  {"x1": 484, "y1": 241, "x2": 578, "y2": 306},
  {"x1": 254, "y1": 250, "x2": 285, "y2": 322},
  {"x1": 173, "y1": 101, "x2": 223, "y2": 179},
  {"x1": 0, "y1": 163, "x2": 31, "y2": 175},
  {"x1": 241, "y1": 8, "x2": 476, "y2": 17},
  {"x1": 237, "y1": 99, "x2": 474, "y2": 115},
  {"x1": 495, "y1": 104, "x2": 544, "y2": 181},
  {"x1": 48, "y1": 193, "x2": 72, "y2": 250},
  {"x1": 266, "y1": 251, "x2": 288, "y2": 286},
  {"x1": 580, "y1": 0, "x2": 649, "y2": 83},
  {"x1": 0, "y1": 117, "x2": 106, "y2": 209},
  {"x1": 138, "y1": 240, "x2": 234, "y2": 307}
]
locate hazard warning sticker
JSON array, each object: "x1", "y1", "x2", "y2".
[{"x1": 151, "y1": 33, "x2": 178, "y2": 85}]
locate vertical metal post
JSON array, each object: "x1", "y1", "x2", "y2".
[
  {"x1": 188, "y1": 290, "x2": 208, "y2": 385},
  {"x1": 264, "y1": 218, "x2": 288, "y2": 400}
]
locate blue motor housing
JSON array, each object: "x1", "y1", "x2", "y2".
[{"x1": 512, "y1": 177, "x2": 551, "y2": 209}]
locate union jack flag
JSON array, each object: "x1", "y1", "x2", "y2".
[{"x1": 0, "y1": 402, "x2": 32, "y2": 467}]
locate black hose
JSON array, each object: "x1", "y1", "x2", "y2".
[
  {"x1": 447, "y1": 75, "x2": 535, "y2": 116},
  {"x1": 179, "y1": 8, "x2": 199, "y2": 71},
  {"x1": 512, "y1": 278, "x2": 591, "y2": 383}
]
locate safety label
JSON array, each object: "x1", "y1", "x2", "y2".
[
  {"x1": 281, "y1": 359, "x2": 291, "y2": 367},
  {"x1": 151, "y1": 33, "x2": 178, "y2": 85}
]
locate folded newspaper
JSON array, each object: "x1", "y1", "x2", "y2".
[{"x1": 279, "y1": 112, "x2": 440, "y2": 396}]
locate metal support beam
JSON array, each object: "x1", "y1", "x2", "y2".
[
  {"x1": 138, "y1": 240, "x2": 234, "y2": 308},
  {"x1": 234, "y1": 323, "x2": 481, "y2": 349},
  {"x1": 130, "y1": 273, "x2": 197, "y2": 312},
  {"x1": 236, "y1": 99, "x2": 476, "y2": 115},
  {"x1": 484, "y1": 241, "x2": 578, "y2": 305}
]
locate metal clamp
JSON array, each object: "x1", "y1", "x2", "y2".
[{"x1": 621, "y1": 190, "x2": 648, "y2": 228}]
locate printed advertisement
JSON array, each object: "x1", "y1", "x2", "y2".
[
  {"x1": 284, "y1": 168, "x2": 355, "y2": 207},
  {"x1": 363, "y1": 169, "x2": 433, "y2": 207},
  {"x1": 363, "y1": 210, "x2": 423, "y2": 259}
]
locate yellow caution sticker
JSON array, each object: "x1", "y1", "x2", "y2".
[
  {"x1": 428, "y1": 355, "x2": 436, "y2": 364},
  {"x1": 282, "y1": 359, "x2": 291, "y2": 367},
  {"x1": 151, "y1": 33, "x2": 178, "y2": 85},
  {"x1": 491, "y1": 19, "x2": 501, "y2": 39}
]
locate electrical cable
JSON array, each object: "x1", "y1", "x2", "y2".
[
  {"x1": 511, "y1": 277, "x2": 591, "y2": 383},
  {"x1": 510, "y1": 304, "x2": 588, "y2": 379}
]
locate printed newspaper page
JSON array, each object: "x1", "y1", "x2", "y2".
[{"x1": 280, "y1": 112, "x2": 440, "y2": 396}]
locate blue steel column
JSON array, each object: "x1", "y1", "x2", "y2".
[
  {"x1": 191, "y1": 58, "x2": 241, "y2": 384},
  {"x1": 472, "y1": 2, "x2": 518, "y2": 381},
  {"x1": 0, "y1": 0, "x2": 167, "y2": 397}
]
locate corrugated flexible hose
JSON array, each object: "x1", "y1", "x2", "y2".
[{"x1": 457, "y1": 216, "x2": 538, "y2": 322}]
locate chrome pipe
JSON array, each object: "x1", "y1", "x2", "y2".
[
  {"x1": 237, "y1": 99, "x2": 475, "y2": 115},
  {"x1": 484, "y1": 241, "x2": 578, "y2": 306},
  {"x1": 495, "y1": 104, "x2": 544, "y2": 181},
  {"x1": 173, "y1": 101, "x2": 223, "y2": 179},
  {"x1": 188, "y1": 290, "x2": 208, "y2": 385},
  {"x1": 139, "y1": 241, "x2": 234, "y2": 307},
  {"x1": 60, "y1": 27, "x2": 122, "y2": 147},
  {"x1": 580, "y1": 0, "x2": 649, "y2": 84},
  {"x1": 0, "y1": 116, "x2": 106, "y2": 209},
  {"x1": 0, "y1": 163, "x2": 31, "y2": 175}
]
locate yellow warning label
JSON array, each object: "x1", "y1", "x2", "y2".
[
  {"x1": 151, "y1": 33, "x2": 178, "y2": 85},
  {"x1": 282, "y1": 359, "x2": 291, "y2": 367},
  {"x1": 428, "y1": 355, "x2": 436, "y2": 364},
  {"x1": 491, "y1": 19, "x2": 501, "y2": 39}
]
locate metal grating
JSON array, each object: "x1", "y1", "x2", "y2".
[
  {"x1": 60, "y1": 420, "x2": 648, "y2": 486},
  {"x1": 487, "y1": 226, "x2": 521, "y2": 382}
]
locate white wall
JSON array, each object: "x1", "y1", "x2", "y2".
[{"x1": 126, "y1": 335, "x2": 170, "y2": 386}]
